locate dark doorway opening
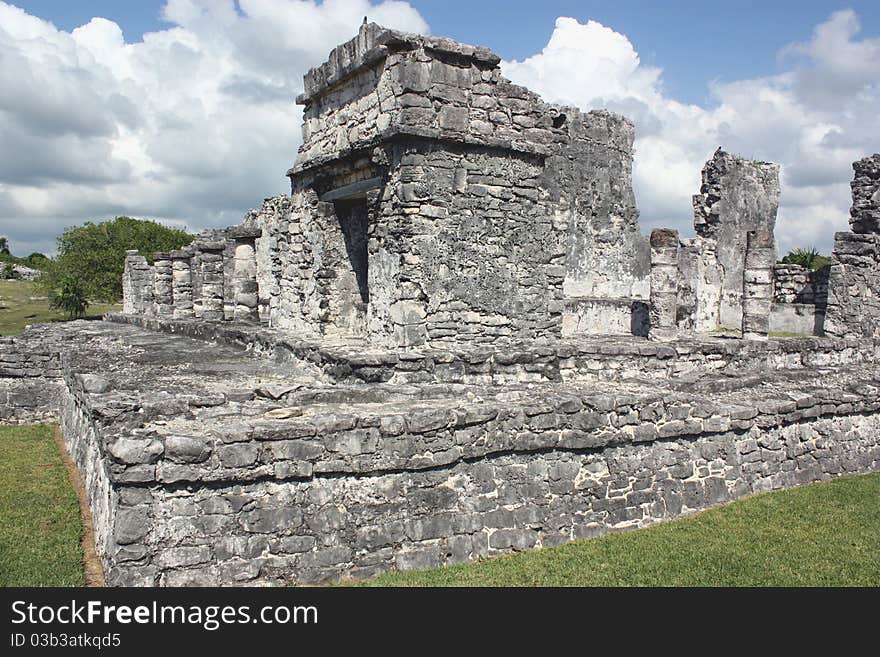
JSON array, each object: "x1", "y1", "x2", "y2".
[{"x1": 334, "y1": 199, "x2": 369, "y2": 304}]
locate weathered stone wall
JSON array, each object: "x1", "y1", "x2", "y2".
[
  {"x1": 262, "y1": 22, "x2": 646, "y2": 346},
  {"x1": 692, "y1": 149, "x2": 780, "y2": 329},
  {"x1": 553, "y1": 111, "x2": 650, "y2": 335},
  {"x1": 773, "y1": 263, "x2": 829, "y2": 306}
]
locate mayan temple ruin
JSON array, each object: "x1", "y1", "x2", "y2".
[{"x1": 1, "y1": 23, "x2": 879, "y2": 586}]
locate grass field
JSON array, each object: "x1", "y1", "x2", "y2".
[
  {"x1": 0, "y1": 279, "x2": 120, "y2": 336},
  {"x1": 362, "y1": 472, "x2": 880, "y2": 586},
  {"x1": 0, "y1": 424, "x2": 85, "y2": 587}
]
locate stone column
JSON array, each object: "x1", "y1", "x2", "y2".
[
  {"x1": 230, "y1": 227, "x2": 261, "y2": 322},
  {"x1": 122, "y1": 250, "x2": 154, "y2": 315},
  {"x1": 152, "y1": 252, "x2": 174, "y2": 317},
  {"x1": 741, "y1": 229, "x2": 774, "y2": 340},
  {"x1": 198, "y1": 240, "x2": 226, "y2": 322},
  {"x1": 649, "y1": 228, "x2": 679, "y2": 341},
  {"x1": 171, "y1": 248, "x2": 194, "y2": 319}
]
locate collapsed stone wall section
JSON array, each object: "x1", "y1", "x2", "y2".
[{"x1": 692, "y1": 149, "x2": 780, "y2": 330}]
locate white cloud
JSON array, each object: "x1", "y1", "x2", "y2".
[
  {"x1": 0, "y1": 0, "x2": 427, "y2": 254},
  {"x1": 0, "y1": 4, "x2": 876, "y2": 258},
  {"x1": 502, "y1": 11, "x2": 880, "y2": 255}
]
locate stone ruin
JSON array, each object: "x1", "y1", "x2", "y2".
[{"x1": 1, "y1": 23, "x2": 879, "y2": 586}]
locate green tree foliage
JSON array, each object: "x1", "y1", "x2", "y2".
[
  {"x1": 779, "y1": 247, "x2": 832, "y2": 271},
  {"x1": 41, "y1": 217, "x2": 193, "y2": 303},
  {"x1": 0, "y1": 236, "x2": 9, "y2": 255},
  {"x1": 25, "y1": 253, "x2": 50, "y2": 270},
  {"x1": 48, "y1": 275, "x2": 89, "y2": 320},
  {"x1": 2, "y1": 262, "x2": 14, "y2": 279}
]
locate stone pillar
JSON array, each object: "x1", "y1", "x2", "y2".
[
  {"x1": 230, "y1": 227, "x2": 261, "y2": 322},
  {"x1": 741, "y1": 229, "x2": 774, "y2": 340},
  {"x1": 152, "y1": 252, "x2": 174, "y2": 317},
  {"x1": 198, "y1": 240, "x2": 225, "y2": 322},
  {"x1": 649, "y1": 228, "x2": 679, "y2": 341},
  {"x1": 122, "y1": 250, "x2": 154, "y2": 315},
  {"x1": 171, "y1": 248, "x2": 194, "y2": 319}
]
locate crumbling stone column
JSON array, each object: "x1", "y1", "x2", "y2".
[
  {"x1": 171, "y1": 249, "x2": 194, "y2": 319},
  {"x1": 122, "y1": 250, "x2": 154, "y2": 316},
  {"x1": 152, "y1": 253, "x2": 174, "y2": 317},
  {"x1": 649, "y1": 228, "x2": 679, "y2": 341},
  {"x1": 198, "y1": 240, "x2": 226, "y2": 322},
  {"x1": 741, "y1": 229, "x2": 774, "y2": 340},
  {"x1": 849, "y1": 154, "x2": 880, "y2": 233},
  {"x1": 230, "y1": 227, "x2": 261, "y2": 322}
]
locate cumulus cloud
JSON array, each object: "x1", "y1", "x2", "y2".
[
  {"x1": 0, "y1": 3, "x2": 876, "y2": 258},
  {"x1": 0, "y1": 0, "x2": 427, "y2": 254},
  {"x1": 502, "y1": 12, "x2": 880, "y2": 254}
]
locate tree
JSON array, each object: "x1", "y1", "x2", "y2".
[
  {"x1": 49, "y1": 275, "x2": 89, "y2": 319},
  {"x1": 779, "y1": 247, "x2": 832, "y2": 271},
  {"x1": 2, "y1": 262, "x2": 14, "y2": 279},
  {"x1": 41, "y1": 217, "x2": 193, "y2": 303},
  {"x1": 0, "y1": 236, "x2": 9, "y2": 256}
]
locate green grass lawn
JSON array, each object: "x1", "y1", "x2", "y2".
[
  {"x1": 0, "y1": 424, "x2": 85, "y2": 586},
  {"x1": 362, "y1": 472, "x2": 880, "y2": 586},
  {"x1": 0, "y1": 279, "x2": 120, "y2": 336}
]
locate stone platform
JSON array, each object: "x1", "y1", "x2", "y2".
[{"x1": 2, "y1": 317, "x2": 876, "y2": 585}]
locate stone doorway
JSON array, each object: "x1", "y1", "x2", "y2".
[{"x1": 326, "y1": 198, "x2": 369, "y2": 337}]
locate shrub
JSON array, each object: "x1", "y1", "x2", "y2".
[
  {"x1": 48, "y1": 275, "x2": 89, "y2": 320},
  {"x1": 780, "y1": 247, "x2": 832, "y2": 271}
]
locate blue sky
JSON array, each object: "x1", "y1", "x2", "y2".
[
  {"x1": 1, "y1": 0, "x2": 879, "y2": 256},
  {"x1": 14, "y1": 0, "x2": 880, "y2": 104}
]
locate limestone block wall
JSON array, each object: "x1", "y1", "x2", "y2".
[
  {"x1": 108, "y1": 312, "x2": 880, "y2": 387},
  {"x1": 692, "y1": 149, "x2": 780, "y2": 330},
  {"x1": 0, "y1": 329, "x2": 64, "y2": 424}
]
